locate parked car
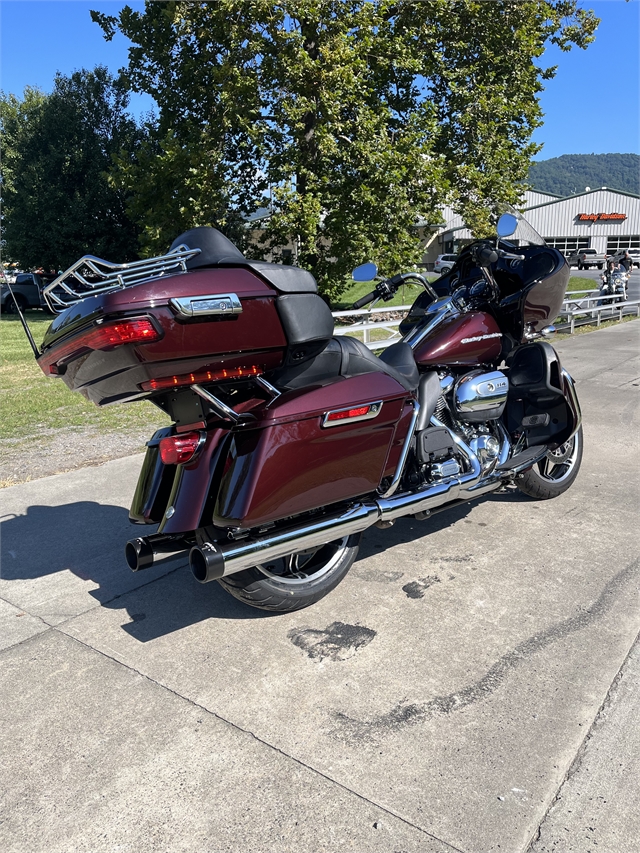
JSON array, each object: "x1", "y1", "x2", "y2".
[
  {"x1": 433, "y1": 254, "x2": 458, "y2": 275},
  {"x1": 566, "y1": 248, "x2": 606, "y2": 270},
  {"x1": 0, "y1": 273, "x2": 50, "y2": 314}
]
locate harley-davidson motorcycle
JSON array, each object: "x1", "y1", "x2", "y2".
[{"x1": 29, "y1": 211, "x2": 581, "y2": 612}]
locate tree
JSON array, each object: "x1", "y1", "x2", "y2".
[
  {"x1": 92, "y1": 1, "x2": 598, "y2": 298},
  {"x1": 1, "y1": 68, "x2": 141, "y2": 270}
]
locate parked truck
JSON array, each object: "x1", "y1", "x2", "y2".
[
  {"x1": 566, "y1": 248, "x2": 607, "y2": 270},
  {"x1": 0, "y1": 273, "x2": 51, "y2": 314}
]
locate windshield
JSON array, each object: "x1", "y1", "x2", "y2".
[{"x1": 500, "y1": 205, "x2": 546, "y2": 247}]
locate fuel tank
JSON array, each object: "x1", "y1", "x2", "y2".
[{"x1": 412, "y1": 311, "x2": 502, "y2": 367}]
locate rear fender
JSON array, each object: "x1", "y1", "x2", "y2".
[
  {"x1": 158, "y1": 427, "x2": 231, "y2": 534},
  {"x1": 130, "y1": 427, "x2": 231, "y2": 534}
]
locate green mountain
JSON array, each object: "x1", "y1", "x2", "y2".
[{"x1": 529, "y1": 153, "x2": 639, "y2": 197}]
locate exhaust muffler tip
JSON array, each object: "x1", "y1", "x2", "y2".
[
  {"x1": 190, "y1": 543, "x2": 225, "y2": 583},
  {"x1": 125, "y1": 538, "x2": 154, "y2": 572}
]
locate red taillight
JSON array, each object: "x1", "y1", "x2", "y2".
[
  {"x1": 326, "y1": 406, "x2": 370, "y2": 422},
  {"x1": 159, "y1": 431, "x2": 203, "y2": 465},
  {"x1": 39, "y1": 316, "x2": 161, "y2": 372},
  {"x1": 140, "y1": 364, "x2": 263, "y2": 392},
  {"x1": 322, "y1": 401, "x2": 383, "y2": 427}
]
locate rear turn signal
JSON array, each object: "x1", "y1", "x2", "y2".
[
  {"x1": 141, "y1": 364, "x2": 263, "y2": 392},
  {"x1": 159, "y1": 432, "x2": 203, "y2": 465}
]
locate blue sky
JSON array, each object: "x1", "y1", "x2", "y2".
[{"x1": 1, "y1": 0, "x2": 638, "y2": 160}]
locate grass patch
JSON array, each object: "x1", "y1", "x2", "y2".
[
  {"x1": 0, "y1": 312, "x2": 168, "y2": 441},
  {"x1": 332, "y1": 275, "x2": 437, "y2": 311},
  {"x1": 566, "y1": 276, "x2": 598, "y2": 293}
]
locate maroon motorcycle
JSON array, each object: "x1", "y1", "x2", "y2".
[{"x1": 32, "y1": 212, "x2": 581, "y2": 612}]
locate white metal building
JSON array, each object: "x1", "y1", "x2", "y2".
[{"x1": 424, "y1": 187, "x2": 640, "y2": 263}]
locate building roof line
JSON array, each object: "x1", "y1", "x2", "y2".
[{"x1": 523, "y1": 186, "x2": 640, "y2": 211}]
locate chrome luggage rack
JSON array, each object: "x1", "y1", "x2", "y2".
[{"x1": 43, "y1": 244, "x2": 202, "y2": 313}]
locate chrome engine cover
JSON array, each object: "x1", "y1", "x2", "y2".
[{"x1": 454, "y1": 370, "x2": 509, "y2": 423}]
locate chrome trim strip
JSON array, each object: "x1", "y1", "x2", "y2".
[
  {"x1": 377, "y1": 399, "x2": 420, "y2": 498},
  {"x1": 255, "y1": 375, "x2": 282, "y2": 404},
  {"x1": 402, "y1": 296, "x2": 457, "y2": 349},
  {"x1": 170, "y1": 293, "x2": 242, "y2": 318},
  {"x1": 321, "y1": 400, "x2": 383, "y2": 428},
  {"x1": 561, "y1": 368, "x2": 582, "y2": 438},
  {"x1": 191, "y1": 384, "x2": 240, "y2": 423}
]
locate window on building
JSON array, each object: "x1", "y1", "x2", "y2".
[
  {"x1": 607, "y1": 236, "x2": 640, "y2": 253},
  {"x1": 544, "y1": 237, "x2": 590, "y2": 257}
]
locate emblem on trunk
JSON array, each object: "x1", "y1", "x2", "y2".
[{"x1": 170, "y1": 293, "x2": 243, "y2": 317}]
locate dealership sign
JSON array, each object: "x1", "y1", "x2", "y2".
[{"x1": 577, "y1": 212, "x2": 627, "y2": 222}]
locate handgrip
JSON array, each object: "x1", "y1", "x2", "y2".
[{"x1": 353, "y1": 290, "x2": 377, "y2": 309}]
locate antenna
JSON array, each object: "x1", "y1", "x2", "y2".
[{"x1": 4, "y1": 282, "x2": 41, "y2": 359}]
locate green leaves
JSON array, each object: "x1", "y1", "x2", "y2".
[
  {"x1": 4, "y1": 0, "x2": 597, "y2": 294},
  {"x1": 1, "y1": 68, "x2": 141, "y2": 269}
]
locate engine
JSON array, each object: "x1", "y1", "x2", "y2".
[
  {"x1": 412, "y1": 369, "x2": 509, "y2": 485},
  {"x1": 453, "y1": 369, "x2": 509, "y2": 423}
]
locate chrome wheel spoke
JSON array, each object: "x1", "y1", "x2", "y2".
[
  {"x1": 255, "y1": 538, "x2": 350, "y2": 586},
  {"x1": 537, "y1": 434, "x2": 580, "y2": 484}
]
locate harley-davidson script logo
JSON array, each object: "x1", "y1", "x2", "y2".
[
  {"x1": 461, "y1": 333, "x2": 502, "y2": 344},
  {"x1": 577, "y1": 213, "x2": 627, "y2": 222}
]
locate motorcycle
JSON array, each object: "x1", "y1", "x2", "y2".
[
  {"x1": 31, "y1": 212, "x2": 582, "y2": 612},
  {"x1": 600, "y1": 268, "x2": 628, "y2": 303}
]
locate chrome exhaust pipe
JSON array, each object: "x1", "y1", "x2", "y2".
[
  {"x1": 125, "y1": 533, "x2": 193, "y2": 572},
  {"x1": 190, "y1": 503, "x2": 380, "y2": 583},
  {"x1": 190, "y1": 425, "x2": 513, "y2": 584}
]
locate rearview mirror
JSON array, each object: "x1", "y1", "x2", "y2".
[
  {"x1": 352, "y1": 262, "x2": 377, "y2": 282},
  {"x1": 496, "y1": 213, "x2": 518, "y2": 238}
]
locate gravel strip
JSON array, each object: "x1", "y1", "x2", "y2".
[{"x1": 0, "y1": 428, "x2": 150, "y2": 487}]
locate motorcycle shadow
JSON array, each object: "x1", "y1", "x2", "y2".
[
  {"x1": 1, "y1": 486, "x2": 531, "y2": 640},
  {"x1": 357, "y1": 484, "x2": 527, "y2": 561},
  {"x1": 0, "y1": 500, "x2": 263, "y2": 638}
]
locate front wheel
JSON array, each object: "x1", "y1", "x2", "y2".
[
  {"x1": 217, "y1": 534, "x2": 361, "y2": 612},
  {"x1": 516, "y1": 426, "x2": 583, "y2": 500}
]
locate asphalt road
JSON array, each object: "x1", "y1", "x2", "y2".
[{"x1": 0, "y1": 322, "x2": 638, "y2": 853}]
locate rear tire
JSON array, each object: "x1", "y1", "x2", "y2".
[
  {"x1": 440, "y1": 266, "x2": 451, "y2": 275},
  {"x1": 4, "y1": 294, "x2": 27, "y2": 315},
  {"x1": 516, "y1": 427, "x2": 583, "y2": 500},
  {"x1": 217, "y1": 534, "x2": 362, "y2": 612}
]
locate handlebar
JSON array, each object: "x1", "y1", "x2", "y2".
[
  {"x1": 351, "y1": 271, "x2": 438, "y2": 310},
  {"x1": 353, "y1": 291, "x2": 378, "y2": 309}
]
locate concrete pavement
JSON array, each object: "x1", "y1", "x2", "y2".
[{"x1": 1, "y1": 321, "x2": 638, "y2": 852}]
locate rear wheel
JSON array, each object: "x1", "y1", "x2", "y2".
[
  {"x1": 516, "y1": 427, "x2": 583, "y2": 500},
  {"x1": 217, "y1": 534, "x2": 361, "y2": 612},
  {"x1": 4, "y1": 294, "x2": 27, "y2": 315},
  {"x1": 440, "y1": 266, "x2": 451, "y2": 275}
]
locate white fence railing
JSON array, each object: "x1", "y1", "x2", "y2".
[{"x1": 332, "y1": 290, "x2": 639, "y2": 346}]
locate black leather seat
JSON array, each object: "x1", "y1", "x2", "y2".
[{"x1": 270, "y1": 337, "x2": 419, "y2": 392}]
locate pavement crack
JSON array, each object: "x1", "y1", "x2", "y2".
[
  {"x1": 523, "y1": 625, "x2": 640, "y2": 853},
  {"x1": 333, "y1": 558, "x2": 639, "y2": 740},
  {"x1": 55, "y1": 629, "x2": 464, "y2": 853}
]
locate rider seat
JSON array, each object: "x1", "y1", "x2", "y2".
[{"x1": 270, "y1": 337, "x2": 419, "y2": 393}]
